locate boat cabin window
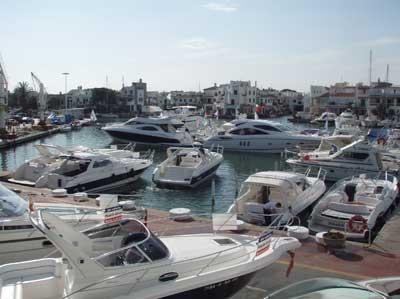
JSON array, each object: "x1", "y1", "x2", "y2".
[
  {"x1": 57, "y1": 158, "x2": 91, "y2": 176},
  {"x1": 254, "y1": 125, "x2": 281, "y2": 132},
  {"x1": 140, "y1": 126, "x2": 159, "y2": 131},
  {"x1": 93, "y1": 159, "x2": 112, "y2": 168},
  {"x1": 231, "y1": 128, "x2": 268, "y2": 135},
  {"x1": 338, "y1": 152, "x2": 369, "y2": 160},
  {"x1": 0, "y1": 185, "x2": 27, "y2": 217}
]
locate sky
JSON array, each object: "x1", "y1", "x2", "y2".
[{"x1": 1, "y1": 0, "x2": 400, "y2": 94}]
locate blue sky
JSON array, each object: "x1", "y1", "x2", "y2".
[{"x1": 1, "y1": 0, "x2": 400, "y2": 93}]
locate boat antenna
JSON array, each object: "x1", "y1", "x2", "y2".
[{"x1": 386, "y1": 64, "x2": 389, "y2": 82}]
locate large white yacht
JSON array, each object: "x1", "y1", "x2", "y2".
[
  {"x1": 203, "y1": 119, "x2": 321, "y2": 152},
  {"x1": 102, "y1": 117, "x2": 194, "y2": 147},
  {"x1": 228, "y1": 170, "x2": 326, "y2": 225},
  {"x1": 308, "y1": 173, "x2": 398, "y2": 242},
  {"x1": 311, "y1": 112, "x2": 337, "y2": 125},
  {"x1": 152, "y1": 146, "x2": 223, "y2": 188},
  {"x1": 9, "y1": 147, "x2": 152, "y2": 193},
  {"x1": 0, "y1": 211, "x2": 300, "y2": 299},
  {"x1": 286, "y1": 139, "x2": 400, "y2": 181}
]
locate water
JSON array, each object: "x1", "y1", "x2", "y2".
[{"x1": 0, "y1": 117, "x2": 315, "y2": 215}]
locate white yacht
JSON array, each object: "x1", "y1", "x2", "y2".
[
  {"x1": 9, "y1": 147, "x2": 152, "y2": 193},
  {"x1": 203, "y1": 119, "x2": 321, "y2": 153},
  {"x1": 0, "y1": 210, "x2": 300, "y2": 299},
  {"x1": 0, "y1": 184, "x2": 145, "y2": 264},
  {"x1": 228, "y1": 170, "x2": 326, "y2": 225},
  {"x1": 308, "y1": 173, "x2": 398, "y2": 242},
  {"x1": 102, "y1": 116, "x2": 194, "y2": 147},
  {"x1": 162, "y1": 106, "x2": 205, "y2": 133},
  {"x1": 286, "y1": 139, "x2": 399, "y2": 181},
  {"x1": 152, "y1": 146, "x2": 223, "y2": 188}
]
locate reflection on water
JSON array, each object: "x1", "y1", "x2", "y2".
[{"x1": 0, "y1": 117, "x2": 316, "y2": 214}]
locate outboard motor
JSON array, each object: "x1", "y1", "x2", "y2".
[{"x1": 344, "y1": 183, "x2": 357, "y2": 202}]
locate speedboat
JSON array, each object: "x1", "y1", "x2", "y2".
[
  {"x1": 203, "y1": 119, "x2": 321, "y2": 153},
  {"x1": 311, "y1": 112, "x2": 337, "y2": 125},
  {"x1": 0, "y1": 210, "x2": 301, "y2": 299},
  {"x1": 286, "y1": 138, "x2": 400, "y2": 181},
  {"x1": 228, "y1": 170, "x2": 326, "y2": 225},
  {"x1": 0, "y1": 183, "x2": 145, "y2": 264},
  {"x1": 102, "y1": 116, "x2": 194, "y2": 147},
  {"x1": 152, "y1": 146, "x2": 223, "y2": 188},
  {"x1": 9, "y1": 145, "x2": 152, "y2": 193},
  {"x1": 162, "y1": 106, "x2": 206, "y2": 133},
  {"x1": 308, "y1": 173, "x2": 398, "y2": 242}
]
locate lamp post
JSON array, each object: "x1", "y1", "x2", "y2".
[{"x1": 62, "y1": 72, "x2": 70, "y2": 113}]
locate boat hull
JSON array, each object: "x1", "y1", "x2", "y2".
[{"x1": 162, "y1": 272, "x2": 254, "y2": 299}]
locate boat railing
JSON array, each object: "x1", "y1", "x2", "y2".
[{"x1": 62, "y1": 213, "x2": 281, "y2": 299}]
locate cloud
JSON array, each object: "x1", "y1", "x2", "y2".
[
  {"x1": 179, "y1": 37, "x2": 215, "y2": 50},
  {"x1": 202, "y1": 1, "x2": 238, "y2": 12}
]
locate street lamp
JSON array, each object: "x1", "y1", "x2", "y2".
[{"x1": 62, "y1": 72, "x2": 70, "y2": 113}]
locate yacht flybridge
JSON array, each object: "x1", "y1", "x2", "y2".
[
  {"x1": 152, "y1": 146, "x2": 223, "y2": 188},
  {"x1": 102, "y1": 116, "x2": 194, "y2": 147},
  {"x1": 0, "y1": 211, "x2": 300, "y2": 299},
  {"x1": 228, "y1": 170, "x2": 326, "y2": 225},
  {"x1": 309, "y1": 173, "x2": 398, "y2": 242},
  {"x1": 9, "y1": 144, "x2": 152, "y2": 193},
  {"x1": 203, "y1": 119, "x2": 321, "y2": 153},
  {"x1": 286, "y1": 139, "x2": 400, "y2": 181}
]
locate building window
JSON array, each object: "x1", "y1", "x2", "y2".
[{"x1": 234, "y1": 90, "x2": 238, "y2": 95}]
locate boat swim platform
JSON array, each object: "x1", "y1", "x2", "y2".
[{"x1": 1, "y1": 180, "x2": 399, "y2": 296}]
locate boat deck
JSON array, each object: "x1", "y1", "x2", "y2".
[{"x1": 1, "y1": 179, "x2": 399, "y2": 298}]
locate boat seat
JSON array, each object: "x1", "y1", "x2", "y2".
[
  {"x1": 243, "y1": 203, "x2": 265, "y2": 225},
  {"x1": 327, "y1": 202, "x2": 371, "y2": 215}
]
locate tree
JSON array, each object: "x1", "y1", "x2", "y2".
[
  {"x1": 91, "y1": 88, "x2": 118, "y2": 113},
  {"x1": 13, "y1": 81, "x2": 32, "y2": 110}
]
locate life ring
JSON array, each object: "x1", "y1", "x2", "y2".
[
  {"x1": 377, "y1": 137, "x2": 386, "y2": 146},
  {"x1": 348, "y1": 215, "x2": 368, "y2": 234},
  {"x1": 303, "y1": 155, "x2": 310, "y2": 161}
]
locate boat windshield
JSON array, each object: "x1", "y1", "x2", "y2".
[
  {"x1": 91, "y1": 219, "x2": 170, "y2": 267},
  {"x1": 273, "y1": 123, "x2": 295, "y2": 132},
  {"x1": 0, "y1": 184, "x2": 28, "y2": 217}
]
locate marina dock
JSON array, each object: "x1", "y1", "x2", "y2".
[
  {"x1": 0, "y1": 127, "x2": 61, "y2": 149},
  {"x1": 2, "y1": 180, "x2": 399, "y2": 298}
]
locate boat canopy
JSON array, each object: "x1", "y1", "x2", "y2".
[
  {"x1": 316, "y1": 136, "x2": 355, "y2": 151},
  {"x1": 0, "y1": 184, "x2": 27, "y2": 217}
]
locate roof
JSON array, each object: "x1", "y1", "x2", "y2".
[{"x1": 244, "y1": 171, "x2": 305, "y2": 188}]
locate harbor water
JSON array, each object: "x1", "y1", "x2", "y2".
[{"x1": 0, "y1": 117, "x2": 314, "y2": 215}]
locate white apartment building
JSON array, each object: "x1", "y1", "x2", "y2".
[
  {"x1": 366, "y1": 81, "x2": 400, "y2": 117},
  {"x1": 169, "y1": 91, "x2": 203, "y2": 107},
  {"x1": 203, "y1": 84, "x2": 219, "y2": 113},
  {"x1": 218, "y1": 81, "x2": 257, "y2": 116}
]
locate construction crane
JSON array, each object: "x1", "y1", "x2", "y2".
[
  {"x1": 0, "y1": 56, "x2": 8, "y2": 132},
  {"x1": 31, "y1": 72, "x2": 47, "y2": 125}
]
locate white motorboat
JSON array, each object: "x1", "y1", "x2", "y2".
[
  {"x1": 308, "y1": 173, "x2": 398, "y2": 242},
  {"x1": 162, "y1": 106, "x2": 206, "y2": 133},
  {"x1": 203, "y1": 119, "x2": 321, "y2": 153},
  {"x1": 333, "y1": 110, "x2": 362, "y2": 136},
  {"x1": 311, "y1": 112, "x2": 337, "y2": 125},
  {"x1": 228, "y1": 170, "x2": 326, "y2": 225},
  {"x1": 0, "y1": 210, "x2": 301, "y2": 299},
  {"x1": 102, "y1": 116, "x2": 194, "y2": 147},
  {"x1": 0, "y1": 184, "x2": 145, "y2": 264},
  {"x1": 9, "y1": 145, "x2": 152, "y2": 193},
  {"x1": 59, "y1": 124, "x2": 72, "y2": 133},
  {"x1": 286, "y1": 138, "x2": 400, "y2": 181},
  {"x1": 152, "y1": 146, "x2": 223, "y2": 188}
]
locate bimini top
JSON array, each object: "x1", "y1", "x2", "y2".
[
  {"x1": 124, "y1": 116, "x2": 184, "y2": 125},
  {"x1": 244, "y1": 171, "x2": 306, "y2": 189}
]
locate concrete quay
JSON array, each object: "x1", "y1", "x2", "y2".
[
  {"x1": 0, "y1": 127, "x2": 61, "y2": 149},
  {"x1": 2, "y1": 181, "x2": 400, "y2": 298}
]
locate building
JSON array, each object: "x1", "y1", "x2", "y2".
[
  {"x1": 366, "y1": 80, "x2": 400, "y2": 118},
  {"x1": 120, "y1": 79, "x2": 147, "y2": 114},
  {"x1": 169, "y1": 91, "x2": 203, "y2": 107},
  {"x1": 217, "y1": 81, "x2": 257, "y2": 116},
  {"x1": 280, "y1": 89, "x2": 304, "y2": 113},
  {"x1": 66, "y1": 86, "x2": 93, "y2": 109},
  {"x1": 203, "y1": 84, "x2": 219, "y2": 113}
]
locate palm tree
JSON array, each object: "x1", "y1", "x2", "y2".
[{"x1": 14, "y1": 81, "x2": 32, "y2": 109}]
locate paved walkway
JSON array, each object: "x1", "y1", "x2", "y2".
[{"x1": 373, "y1": 205, "x2": 400, "y2": 254}]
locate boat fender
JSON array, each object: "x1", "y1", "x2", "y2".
[
  {"x1": 348, "y1": 215, "x2": 368, "y2": 234},
  {"x1": 286, "y1": 251, "x2": 295, "y2": 277}
]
